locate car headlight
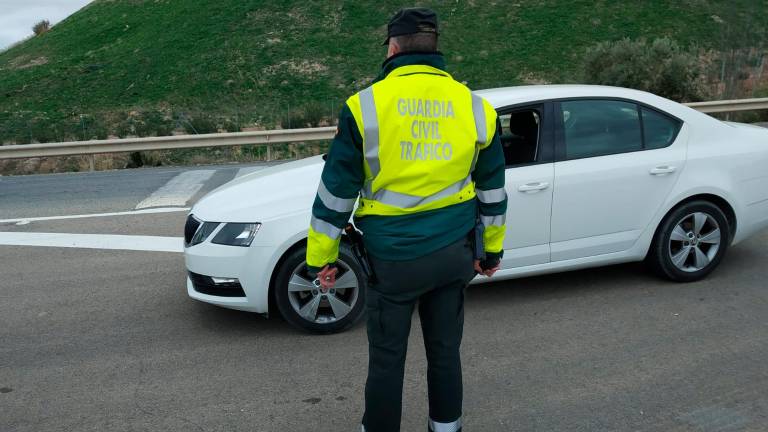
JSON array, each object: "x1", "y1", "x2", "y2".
[
  {"x1": 212, "y1": 223, "x2": 261, "y2": 247},
  {"x1": 189, "y1": 222, "x2": 220, "y2": 246}
]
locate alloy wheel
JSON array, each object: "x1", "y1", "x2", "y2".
[
  {"x1": 668, "y1": 212, "x2": 722, "y2": 273},
  {"x1": 286, "y1": 259, "x2": 360, "y2": 324}
]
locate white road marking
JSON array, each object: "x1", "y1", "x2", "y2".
[
  {"x1": 0, "y1": 232, "x2": 184, "y2": 253},
  {"x1": 235, "y1": 166, "x2": 267, "y2": 178},
  {"x1": 135, "y1": 170, "x2": 215, "y2": 209},
  {"x1": 0, "y1": 207, "x2": 190, "y2": 224}
]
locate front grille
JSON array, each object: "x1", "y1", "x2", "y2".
[
  {"x1": 184, "y1": 214, "x2": 201, "y2": 245},
  {"x1": 189, "y1": 272, "x2": 246, "y2": 297}
]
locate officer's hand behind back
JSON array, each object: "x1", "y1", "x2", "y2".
[{"x1": 474, "y1": 258, "x2": 500, "y2": 277}]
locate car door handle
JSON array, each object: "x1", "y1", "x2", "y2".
[
  {"x1": 650, "y1": 166, "x2": 677, "y2": 176},
  {"x1": 518, "y1": 182, "x2": 550, "y2": 193}
]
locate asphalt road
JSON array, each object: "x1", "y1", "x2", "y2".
[
  {"x1": 0, "y1": 162, "x2": 275, "y2": 220},
  {"x1": 1, "y1": 163, "x2": 768, "y2": 431}
]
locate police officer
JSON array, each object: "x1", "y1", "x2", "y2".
[{"x1": 306, "y1": 7, "x2": 507, "y2": 432}]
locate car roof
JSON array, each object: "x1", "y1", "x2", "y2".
[
  {"x1": 475, "y1": 84, "x2": 720, "y2": 127},
  {"x1": 474, "y1": 85, "x2": 665, "y2": 109}
]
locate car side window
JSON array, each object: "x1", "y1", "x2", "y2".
[
  {"x1": 642, "y1": 107, "x2": 682, "y2": 149},
  {"x1": 499, "y1": 109, "x2": 541, "y2": 166},
  {"x1": 561, "y1": 100, "x2": 643, "y2": 160}
]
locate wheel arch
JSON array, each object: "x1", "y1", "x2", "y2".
[
  {"x1": 647, "y1": 192, "x2": 737, "y2": 260},
  {"x1": 673, "y1": 194, "x2": 737, "y2": 240},
  {"x1": 267, "y1": 237, "x2": 306, "y2": 316}
]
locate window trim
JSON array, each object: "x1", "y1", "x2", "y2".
[
  {"x1": 496, "y1": 101, "x2": 555, "y2": 168},
  {"x1": 552, "y1": 97, "x2": 683, "y2": 162}
]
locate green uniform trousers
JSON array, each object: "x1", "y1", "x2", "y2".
[{"x1": 362, "y1": 234, "x2": 475, "y2": 432}]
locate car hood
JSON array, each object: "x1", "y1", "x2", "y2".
[{"x1": 191, "y1": 156, "x2": 324, "y2": 222}]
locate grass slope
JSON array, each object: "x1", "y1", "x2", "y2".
[{"x1": 1, "y1": 0, "x2": 766, "y2": 141}]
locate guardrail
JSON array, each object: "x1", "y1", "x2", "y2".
[
  {"x1": 685, "y1": 97, "x2": 768, "y2": 113},
  {"x1": 1, "y1": 97, "x2": 767, "y2": 161},
  {"x1": 0, "y1": 127, "x2": 336, "y2": 160}
]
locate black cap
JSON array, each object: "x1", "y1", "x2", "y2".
[{"x1": 383, "y1": 7, "x2": 439, "y2": 46}]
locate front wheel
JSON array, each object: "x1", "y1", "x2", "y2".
[
  {"x1": 274, "y1": 243, "x2": 367, "y2": 334},
  {"x1": 647, "y1": 201, "x2": 730, "y2": 282}
]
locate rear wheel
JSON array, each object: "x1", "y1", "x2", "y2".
[
  {"x1": 274, "y1": 243, "x2": 366, "y2": 333},
  {"x1": 648, "y1": 201, "x2": 730, "y2": 282}
]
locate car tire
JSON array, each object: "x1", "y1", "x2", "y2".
[
  {"x1": 274, "y1": 243, "x2": 367, "y2": 334},
  {"x1": 647, "y1": 200, "x2": 730, "y2": 282}
]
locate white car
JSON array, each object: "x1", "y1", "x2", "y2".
[{"x1": 184, "y1": 85, "x2": 768, "y2": 333}]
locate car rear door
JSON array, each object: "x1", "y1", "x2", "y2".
[{"x1": 549, "y1": 99, "x2": 687, "y2": 262}]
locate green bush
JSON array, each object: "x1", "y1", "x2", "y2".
[
  {"x1": 280, "y1": 111, "x2": 306, "y2": 129},
  {"x1": 29, "y1": 116, "x2": 59, "y2": 143},
  {"x1": 137, "y1": 111, "x2": 174, "y2": 137},
  {"x1": 181, "y1": 113, "x2": 219, "y2": 134},
  {"x1": 32, "y1": 20, "x2": 50, "y2": 36},
  {"x1": 76, "y1": 114, "x2": 109, "y2": 140},
  {"x1": 280, "y1": 102, "x2": 327, "y2": 129},
  {"x1": 222, "y1": 118, "x2": 241, "y2": 133},
  {"x1": 582, "y1": 37, "x2": 707, "y2": 102},
  {"x1": 302, "y1": 102, "x2": 326, "y2": 127}
]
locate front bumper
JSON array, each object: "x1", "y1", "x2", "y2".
[{"x1": 185, "y1": 240, "x2": 277, "y2": 314}]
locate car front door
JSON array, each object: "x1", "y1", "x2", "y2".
[
  {"x1": 496, "y1": 103, "x2": 555, "y2": 269},
  {"x1": 549, "y1": 99, "x2": 687, "y2": 262}
]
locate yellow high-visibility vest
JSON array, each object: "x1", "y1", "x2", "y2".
[
  {"x1": 306, "y1": 64, "x2": 501, "y2": 269},
  {"x1": 346, "y1": 64, "x2": 498, "y2": 217}
]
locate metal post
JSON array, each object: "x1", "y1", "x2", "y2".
[
  {"x1": 88, "y1": 155, "x2": 95, "y2": 171},
  {"x1": 266, "y1": 145, "x2": 271, "y2": 161}
]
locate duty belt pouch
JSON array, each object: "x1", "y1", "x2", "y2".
[{"x1": 344, "y1": 224, "x2": 377, "y2": 285}]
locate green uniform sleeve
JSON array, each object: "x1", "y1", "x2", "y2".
[
  {"x1": 472, "y1": 118, "x2": 507, "y2": 259},
  {"x1": 306, "y1": 104, "x2": 365, "y2": 274}
]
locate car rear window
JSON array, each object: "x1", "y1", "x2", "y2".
[{"x1": 642, "y1": 107, "x2": 682, "y2": 149}]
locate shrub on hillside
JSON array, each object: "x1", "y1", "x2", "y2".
[
  {"x1": 76, "y1": 115, "x2": 109, "y2": 140},
  {"x1": 114, "y1": 110, "x2": 175, "y2": 137},
  {"x1": 582, "y1": 37, "x2": 707, "y2": 102},
  {"x1": 281, "y1": 102, "x2": 326, "y2": 129},
  {"x1": 136, "y1": 111, "x2": 174, "y2": 137},
  {"x1": 302, "y1": 102, "x2": 326, "y2": 127},
  {"x1": 32, "y1": 20, "x2": 51, "y2": 36},
  {"x1": 222, "y1": 118, "x2": 241, "y2": 133},
  {"x1": 181, "y1": 113, "x2": 218, "y2": 134}
]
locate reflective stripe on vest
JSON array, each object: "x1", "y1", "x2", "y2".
[
  {"x1": 471, "y1": 93, "x2": 487, "y2": 146},
  {"x1": 481, "y1": 214, "x2": 506, "y2": 227},
  {"x1": 317, "y1": 180, "x2": 356, "y2": 213},
  {"x1": 310, "y1": 216, "x2": 342, "y2": 239},
  {"x1": 360, "y1": 86, "x2": 381, "y2": 179},
  {"x1": 367, "y1": 176, "x2": 472, "y2": 208},
  {"x1": 469, "y1": 92, "x2": 487, "y2": 173},
  {"x1": 476, "y1": 187, "x2": 506, "y2": 204}
]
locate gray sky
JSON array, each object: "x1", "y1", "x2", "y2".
[{"x1": 0, "y1": 0, "x2": 93, "y2": 49}]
